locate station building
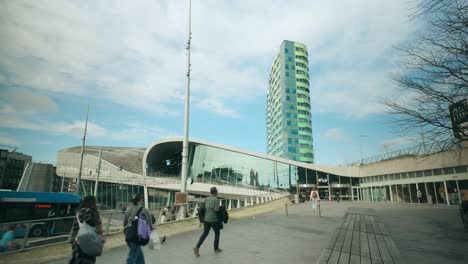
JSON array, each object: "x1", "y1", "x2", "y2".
[{"x1": 56, "y1": 138, "x2": 468, "y2": 210}]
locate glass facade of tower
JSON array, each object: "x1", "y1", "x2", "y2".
[{"x1": 267, "y1": 40, "x2": 314, "y2": 163}]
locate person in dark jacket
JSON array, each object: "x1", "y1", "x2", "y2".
[
  {"x1": 123, "y1": 193, "x2": 151, "y2": 264},
  {"x1": 193, "y1": 187, "x2": 222, "y2": 257},
  {"x1": 69, "y1": 196, "x2": 104, "y2": 264}
]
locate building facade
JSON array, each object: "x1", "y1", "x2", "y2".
[
  {"x1": 267, "y1": 40, "x2": 314, "y2": 163},
  {"x1": 55, "y1": 138, "x2": 468, "y2": 211},
  {"x1": 0, "y1": 149, "x2": 32, "y2": 190}
]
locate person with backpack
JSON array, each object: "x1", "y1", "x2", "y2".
[
  {"x1": 69, "y1": 195, "x2": 104, "y2": 264},
  {"x1": 193, "y1": 187, "x2": 222, "y2": 257},
  {"x1": 311, "y1": 188, "x2": 320, "y2": 213},
  {"x1": 123, "y1": 194, "x2": 151, "y2": 264}
]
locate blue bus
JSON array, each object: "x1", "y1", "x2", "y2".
[{"x1": 0, "y1": 191, "x2": 81, "y2": 238}]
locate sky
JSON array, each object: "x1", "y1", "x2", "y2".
[{"x1": 0, "y1": 0, "x2": 423, "y2": 165}]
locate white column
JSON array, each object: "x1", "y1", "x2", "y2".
[
  {"x1": 250, "y1": 196, "x2": 254, "y2": 205},
  {"x1": 389, "y1": 185, "x2": 394, "y2": 203},
  {"x1": 244, "y1": 197, "x2": 249, "y2": 207},
  {"x1": 424, "y1": 182, "x2": 429, "y2": 203},
  {"x1": 351, "y1": 188, "x2": 355, "y2": 201},
  {"x1": 228, "y1": 199, "x2": 232, "y2": 210},
  {"x1": 401, "y1": 184, "x2": 405, "y2": 202},
  {"x1": 256, "y1": 196, "x2": 260, "y2": 204},
  {"x1": 409, "y1": 184, "x2": 413, "y2": 204},
  {"x1": 143, "y1": 184, "x2": 149, "y2": 209},
  {"x1": 433, "y1": 182, "x2": 439, "y2": 204},
  {"x1": 237, "y1": 198, "x2": 241, "y2": 208},
  {"x1": 416, "y1": 184, "x2": 420, "y2": 204},
  {"x1": 370, "y1": 187, "x2": 374, "y2": 202},
  {"x1": 444, "y1": 181, "x2": 450, "y2": 205},
  {"x1": 192, "y1": 204, "x2": 199, "y2": 218}
]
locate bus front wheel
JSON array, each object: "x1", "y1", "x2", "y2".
[{"x1": 29, "y1": 225, "x2": 45, "y2": 238}]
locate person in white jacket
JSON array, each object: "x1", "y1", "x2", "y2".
[{"x1": 310, "y1": 188, "x2": 320, "y2": 213}]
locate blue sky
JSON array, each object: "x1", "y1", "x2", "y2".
[{"x1": 0, "y1": 0, "x2": 422, "y2": 165}]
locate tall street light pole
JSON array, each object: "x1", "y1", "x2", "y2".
[
  {"x1": 177, "y1": 0, "x2": 192, "y2": 208},
  {"x1": 76, "y1": 105, "x2": 89, "y2": 195}
]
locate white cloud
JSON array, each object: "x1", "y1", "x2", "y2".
[
  {"x1": 0, "y1": 112, "x2": 174, "y2": 144},
  {"x1": 196, "y1": 98, "x2": 240, "y2": 119},
  {"x1": 0, "y1": 134, "x2": 21, "y2": 146},
  {"x1": 324, "y1": 128, "x2": 348, "y2": 142},
  {"x1": 0, "y1": 88, "x2": 58, "y2": 114},
  {"x1": 0, "y1": 0, "x2": 417, "y2": 119}
]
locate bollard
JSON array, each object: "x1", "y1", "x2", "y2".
[{"x1": 285, "y1": 203, "x2": 288, "y2": 216}]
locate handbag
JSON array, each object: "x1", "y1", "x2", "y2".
[
  {"x1": 148, "y1": 230, "x2": 161, "y2": 250},
  {"x1": 76, "y1": 214, "x2": 103, "y2": 256}
]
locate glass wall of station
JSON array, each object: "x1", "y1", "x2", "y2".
[
  {"x1": 79, "y1": 180, "x2": 171, "y2": 210},
  {"x1": 359, "y1": 165, "x2": 468, "y2": 205},
  {"x1": 184, "y1": 143, "x2": 361, "y2": 199}
]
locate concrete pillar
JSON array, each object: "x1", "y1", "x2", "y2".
[
  {"x1": 228, "y1": 199, "x2": 232, "y2": 210},
  {"x1": 401, "y1": 184, "x2": 405, "y2": 202},
  {"x1": 456, "y1": 180, "x2": 462, "y2": 205},
  {"x1": 370, "y1": 187, "x2": 374, "y2": 202},
  {"x1": 244, "y1": 197, "x2": 249, "y2": 207},
  {"x1": 143, "y1": 184, "x2": 149, "y2": 209},
  {"x1": 444, "y1": 181, "x2": 450, "y2": 205},
  {"x1": 433, "y1": 182, "x2": 439, "y2": 204},
  {"x1": 351, "y1": 188, "x2": 354, "y2": 201},
  {"x1": 256, "y1": 196, "x2": 260, "y2": 204},
  {"x1": 416, "y1": 183, "x2": 420, "y2": 204},
  {"x1": 251, "y1": 196, "x2": 254, "y2": 205},
  {"x1": 327, "y1": 174, "x2": 331, "y2": 201},
  {"x1": 389, "y1": 185, "x2": 394, "y2": 203},
  {"x1": 424, "y1": 182, "x2": 429, "y2": 203},
  {"x1": 409, "y1": 184, "x2": 413, "y2": 204},
  {"x1": 237, "y1": 198, "x2": 241, "y2": 209},
  {"x1": 192, "y1": 204, "x2": 199, "y2": 218}
]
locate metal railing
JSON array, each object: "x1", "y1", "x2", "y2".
[
  {"x1": 346, "y1": 141, "x2": 460, "y2": 166},
  {"x1": 0, "y1": 193, "x2": 288, "y2": 255}
]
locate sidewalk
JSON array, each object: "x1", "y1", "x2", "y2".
[
  {"x1": 49, "y1": 201, "x2": 468, "y2": 264},
  {"x1": 51, "y1": 201, "x2": 348, "y2": 264}
]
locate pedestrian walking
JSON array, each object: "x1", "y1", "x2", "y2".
[
  {"x1": 0, "y1": 225, "x2": 17, "y2": 252},
  {"x1": 335, "y1": 191, "x2": 341, "y2": 203},
  {"x1": 311, "y1": 188, "x2": 320, "y2": 214},
  {"x1": 193, "y1": 187, "x2": 222, "y2": 257},
  {"x1": 417, "y1": 189, "x2": 422, "y2": 204},
  {"x1": 69, "y1": 196, "x2": 104, "y2": 264},
  {"x1": 45, "y1": 208, "x2": 55, "y2": 237},
  {"x1": 124, "y1": 193, "x2": 151, "y2": 264}
]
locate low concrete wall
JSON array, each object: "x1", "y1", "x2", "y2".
[{"x1": 1, "y1": 198, "x2": 291, "y2": 264}]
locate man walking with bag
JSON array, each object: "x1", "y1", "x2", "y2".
[
  {"x1": 124, "y1": 194, "x2": 151, "y2": 264},
  {"x1": 193, "y1": 187, "x2": 222, "y2": 257}
]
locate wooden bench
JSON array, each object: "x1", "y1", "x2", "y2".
[{"x1": 317, "y1": 213, "x2": 401, "y2": 264}]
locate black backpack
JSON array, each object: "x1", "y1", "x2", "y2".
[
  {"x1": 123, "y1": 207, "x2": 149, "y2": 245},
  {"x1": 197, "y1": 204, "x2": 206, "y2": 223}
]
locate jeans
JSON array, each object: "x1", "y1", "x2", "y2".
[
  {"x1": 126, "y1": 242, "x2": 145, "y2": 264},
  {"x1": 196, "y1": 222, "x2": 220, "y2": 250},
  {"x1": 312, "y1": 198, "x2": 318, "y2": 211}
]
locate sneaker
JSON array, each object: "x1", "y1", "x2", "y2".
[
  {"x1": 214, "y1": 248, "x2": 223, "y2": 254},
  {"x1": 193, "y1": 247, "x2": 200, "y2": 257}
]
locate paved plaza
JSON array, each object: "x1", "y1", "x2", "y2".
[{"x1": 50, "y1": 201, "x2": 468, "y2": 264}]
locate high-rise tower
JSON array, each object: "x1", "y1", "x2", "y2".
[{"x1": 267, "y1": 40, "x2": 314, "y2": 163}]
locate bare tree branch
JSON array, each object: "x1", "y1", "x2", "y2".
[{"x1": 385, "y1": 0, "x2": 468, "y2": 151}]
